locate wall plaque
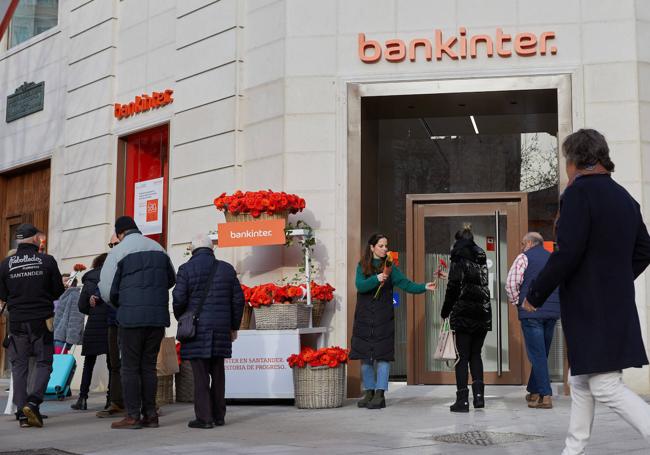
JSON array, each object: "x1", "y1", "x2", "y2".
[{"x1": 6, "y1": 81, "x2": 45, "y2": 123}]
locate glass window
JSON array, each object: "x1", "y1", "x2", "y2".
[{"x1": 8, "y1": 0, "x2": 58, "y2": 48}]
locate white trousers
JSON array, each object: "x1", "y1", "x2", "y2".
[{"x1": 562, "y1": 371, "x2": 650, "y2": 455}]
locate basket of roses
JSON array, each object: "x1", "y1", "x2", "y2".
[
  {"x1": 247, "y1": 283, "x2": 310, "y2": 330},
  {"x1": 287, "y1": 346, "x2": 348, "y2": 409},
  {"x1": 213, "y1": 190, "x2": 306, "y2": 223}
]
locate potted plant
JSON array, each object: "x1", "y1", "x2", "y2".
[
  {"x1": 213, "y1": 190, "x2": 306, "y2": 223},
  {"x1": 287, "y1": 346, "x2": 348, "y2": 409},
  {"x1": 244, "y1": 283, "x2": 310, "y2": 330}
]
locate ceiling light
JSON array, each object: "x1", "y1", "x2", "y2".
[{"x1": 470, "y1": 115, "x2": 479, "y2": 134}]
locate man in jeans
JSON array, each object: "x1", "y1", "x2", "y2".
[
  {"x1": 0, "y1": 223, "x2": 65, "y2": 428},
  {"x1": 99, "y1": 216, "x2": 175, "y2": 430},
  {"x1": 506, "y1": 232, "x2": 559, "y2": 409}
]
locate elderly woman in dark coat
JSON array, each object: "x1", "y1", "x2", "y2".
[
  {"x1": 172, "y1": 234, "x2": 244, "y2": 429},
  {"x1": 71, "y1": 253, "x2": 110, "y2": 411},
  {"x1": 524, "y1": 129, "x2": 650, "y2": 455}
]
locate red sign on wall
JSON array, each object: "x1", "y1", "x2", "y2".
[{"x1": 486, "y1": 236, "x2": 495, "y2": 252}]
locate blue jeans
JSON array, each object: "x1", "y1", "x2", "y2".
[
  {"x1": 521, "y1": 318, "x2": 557, "y2": 397},
  {"x1": 361, "y1": 360, "x2": 390, "y2": 391}
]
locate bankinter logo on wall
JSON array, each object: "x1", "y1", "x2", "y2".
[
  {"x1": 114, "y1": 89, "x2": 174, "y2": 119},
  {"x1": 358, "y1": 28, "x2": 557, "y2": 63}
]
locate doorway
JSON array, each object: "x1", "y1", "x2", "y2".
[
  {"x1": 407, "y1": 193, "x2": 527, "y2": 384},
  {"x1": 346, "y1": 75, "x2": 572, "y2": 395},
  {"x1": 0, "y1": 160, "x2": 51, "y2": 377},
  {"x1": 116, "y1": 124, "x2": 169, "y2": 247}
]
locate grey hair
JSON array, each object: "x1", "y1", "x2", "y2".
[
  {"x1": 523, "y1": 232, "x2": 544, "y2": 246},
  {"x1": 562, "y1": 129, "x2": 615, "y2": 171},
  {"x1": 191, "y1": 233, "x2": 213, "y2": 252}
]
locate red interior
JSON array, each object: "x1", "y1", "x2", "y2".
[{"x1": 123, "y1": 124, "x2": 169, "y2": 247}]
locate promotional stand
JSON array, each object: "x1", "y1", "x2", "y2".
[{"x1": 209, "y1": 226, "x2": 326, "y2": 399}]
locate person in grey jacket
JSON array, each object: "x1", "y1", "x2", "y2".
[
  {"x1": 99, "y1": 216, "x2": 176, "y2": 430},
  {"x1": 53, "y1": 278, "x2": 83, "y2": 353}
]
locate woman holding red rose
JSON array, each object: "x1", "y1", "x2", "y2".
[{"x1": 350, "y1": 233, "x2": 437, "y2": 410}]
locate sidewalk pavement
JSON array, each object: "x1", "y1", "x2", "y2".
[{"x1": 1, "y1": 383, "x2": 648, "y2": 455}]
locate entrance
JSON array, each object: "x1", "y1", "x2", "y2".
[
  {"x1": 0, "y1": 160, "x2": 51, "y2": 377},
  {"x1": 407, "y1": 193, "x2": 527, "y2": 385},
  {"x1": 346, "y1": 75, "x2": 572, "y2": 395}
]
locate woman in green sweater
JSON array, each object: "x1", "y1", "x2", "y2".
[{"x1": 350, "y1": 233, "x2": 437, "y2": 409}]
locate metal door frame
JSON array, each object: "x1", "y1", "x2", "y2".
[{"x1": 406, "y1": 192, "x2": 528, "y2": 385}]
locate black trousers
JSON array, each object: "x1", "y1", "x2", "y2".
[
  {"x1": 79, "y1": 354, "x2": 111, "y2": 398},
  {"x1": 8, "y1": 320, "x2": 53, "y2": 408},
  {"x1": 454, "y1": 329, "x2": 488, "y2": 390},
  {"x1": 107, "y1": 326, "x2": 123, "y2": 407},
  {"x1": 190, "y1": 357, "x2": 226, "y2": 424},
  {"x1": 118, "y1": 327, "x2": 164, "y2": 419}
]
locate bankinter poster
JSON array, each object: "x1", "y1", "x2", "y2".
[{"x1": 134, "y1": 177, "x2": 163, "y2": 235}]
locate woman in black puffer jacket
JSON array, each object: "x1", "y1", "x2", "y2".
[{"x1": 441, "y1": 225, "x2": 491, "y2": 413}]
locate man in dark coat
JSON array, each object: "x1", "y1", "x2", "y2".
[
  {"x1": 523, "y1": 129, "x2": 650, "y2": 454},
  {"x1": 0, "y1": 223, "x2": 65, "y2": 428},
  {"x1": 99, "y1": 216, "x2": 176, "y2": 430},
  {"x1": 172, "y1": 233, "x2": 244, "y2": 429}
]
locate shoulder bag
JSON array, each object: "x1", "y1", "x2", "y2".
[{"x1": 176, "y1": 259, "x2": 220, "y2": 342}]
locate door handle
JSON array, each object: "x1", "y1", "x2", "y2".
[{"x1": 495, "y1": 210, "x2": 503, "y2": 377}]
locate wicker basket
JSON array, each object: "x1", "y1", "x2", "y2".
[
  {"x1": 295, "y1": 299, "x2": 328, "y2": 327},
  {"x1": 175, "y1": 360, "x2": 194, "y2": 403},
  {"x1": 224, "y1": 211, "x2": 288, "y2": 223},
  {"x1": 156, "y1": 375, "x2": 174, "y2": 406},
  {"x1": 292, "y1": 364, "x2": 346, "y2": 409},
  {"x1": 253, "y1": 303, "x2": 310, "y2": 330},
  {"x1": 311, "y1": 300, "x2": 327, "y2": 327},
  {"x1": 239, "y1": 304, "x2": 253, "y2": 330}
]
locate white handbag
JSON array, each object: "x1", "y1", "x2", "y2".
[{"x1": 433, "y1": 318, "x2": 459, "y2": 367}]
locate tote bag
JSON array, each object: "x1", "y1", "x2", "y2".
[{"x1": 433, "y1": 318, "x2": 459, "y2": 367}]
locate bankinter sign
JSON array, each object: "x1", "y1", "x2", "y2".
[
  {"x1": 114, "y1": 89, "x2": 173, "y2": 120},
  {"x1": 358, "y1": 28, "x2": 557, "y2": 63}
]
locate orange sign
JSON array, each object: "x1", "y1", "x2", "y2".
[
  {"x1": 359, "y1": 28, "x2": 556, "y2": 63},
  {"x1": 218, "y1": 219, "x2": 286, "y2": 248},
  {"x1": 114, "y1": 89, "x2": 174, "y2": 119},
  {"x1": 146, "y1": 199, "x2": 158, "y2": 222}
]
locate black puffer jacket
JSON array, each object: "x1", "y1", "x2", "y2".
[
  {"x1": 78, "y1": 268, "x2": 109, "y2": 356},
  {"x1": 172, "y1": 248, "x2": 244, "y2": 359},
  {"x1": 441, "y1": 239, "x2": 491, "y2": 333}
]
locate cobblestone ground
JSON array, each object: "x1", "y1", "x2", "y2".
[{"x1": 1, "y1": 382, "x2": 648, "y2": 454}]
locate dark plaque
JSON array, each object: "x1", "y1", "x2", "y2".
[{"x1": 6, "y1": 81, "x2": 45, "y2": 123}]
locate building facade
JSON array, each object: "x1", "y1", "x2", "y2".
[{"x1": 1, "y1": 0, "x2": 650, "y2": 393}]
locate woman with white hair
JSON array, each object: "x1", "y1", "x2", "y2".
[{"x1": 172, "y1": 233, "x2": 244, "y2": 429}]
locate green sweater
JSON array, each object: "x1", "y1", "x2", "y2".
[{"x1": 355, "y1": 259, "x2": 426, "y2": 294}]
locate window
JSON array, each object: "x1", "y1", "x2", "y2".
[{"x1": 8, "y1": 0, "x2": 58, "y2": 48}]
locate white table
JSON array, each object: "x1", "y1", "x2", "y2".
[{"x1": 225, "y1": 327, "x2": 327, "y2": 399}]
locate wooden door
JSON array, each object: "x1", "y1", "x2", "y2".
[{"x1": 0, "y1": 161, "x2": 51, "y2": 376}]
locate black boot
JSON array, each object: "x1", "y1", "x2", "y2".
[
  {"x1": 105, "y1": 390, "x2": 111, "y2": 410},
  {"x1": 471, "y1": 381, "x2": 485, "y2": 409},
  {"x1": 71, "y1": 396, "x2": 87, "y2": 411},
  {"x1": 450, "y1": 388, "x2": 469, "y2": 413},
  {"x1": 367, "y1": 389, "x2": 386, "y2": 409},
  {"x1": 357, "y1": 390, "x2": 374, "y2": 408}
]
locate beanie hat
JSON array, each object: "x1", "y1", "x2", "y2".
[{"x1": 115, "y1": 216, "x2": 138, "y2": 235}]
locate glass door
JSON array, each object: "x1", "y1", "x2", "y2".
[{"x1": 413, "y1": 200, "x2": 524, "y2": 384}]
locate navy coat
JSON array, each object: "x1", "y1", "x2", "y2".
[
  {"x1": 172, "y1": 248, "x2": 244, "y2": 359},
  {"x1": 527, "y1": 174, "x2": 650, "y2": 375}
]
